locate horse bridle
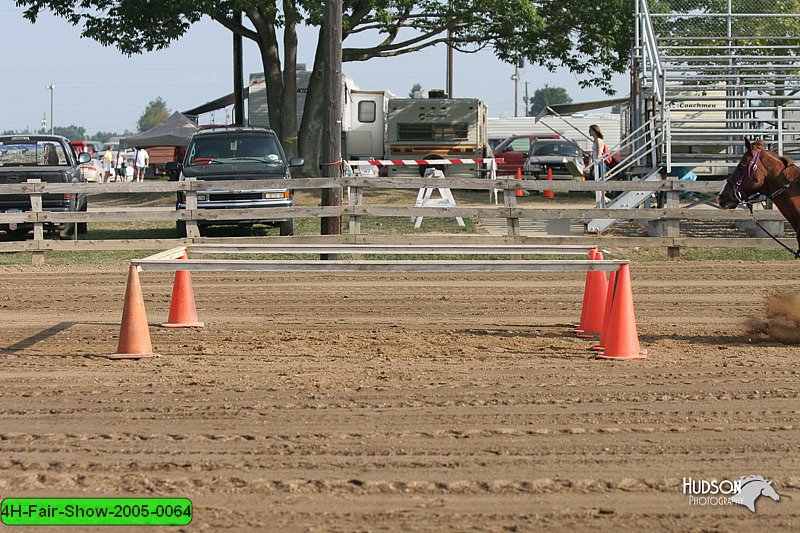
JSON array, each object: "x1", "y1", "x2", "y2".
[
  {"x1": 725, "y1": 148, "x2": 800, "y2": 258},
  {"x1": 726, "y1": 148, "x2": 763, "y2": 204}
]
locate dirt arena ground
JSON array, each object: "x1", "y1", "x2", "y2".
[{"x1": 0, "y1": 259, "x2": 798, "y2": 531}]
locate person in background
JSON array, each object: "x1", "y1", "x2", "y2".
[
  {"x1": 659, "y1": 166, "x2": 699, "y2": 201},
  {"x1": 102, "y1": 148, "x2": 114, "y2": 183},
  {"x1": 134, "y1": 147, "x2": 149, "y2": 182},
  {"x1": 588, "y1": 124, "x2": 607, "y2": 208},
  {"x1": 116, "y1": 151, "x2": 127, "y2": 183}
]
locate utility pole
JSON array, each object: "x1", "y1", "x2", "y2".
[
  {"x1": 446, "y1": 0, "x2": 453, "y2": 97},
  {"x1": 321, "y1": 0, "x2": 343, "y2": 242},
  {"x1": 511, "y1": 68, "x2": 519, "y2": 117},
  {"x1": 46, "y1": 84, "x2": 55, "y2": 134},
  {"x1": 233, "y1": 11, "x2": 244, "y2": 125}
]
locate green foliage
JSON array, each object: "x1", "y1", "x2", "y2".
[
  {"x1": 16, "y1": 1, "x2": 632, "y2": 93},
  {"x1": 528, "y1": 85, "x2": 573, "y2": 116},
  {"x1": 137, "y1": 97, "x2": 170, "y2": 133},
  {"x1": 92, "y1": 131, "x2": 124, "y2": 143},
  {"x1": 53, "y1": 125, "x2": 86, "y2": 140},
  {"x1": 409, "y1": 82, "x2": 422, "y2": 98}
]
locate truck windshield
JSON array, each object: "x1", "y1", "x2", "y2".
[
  {"x1": 0, "y1": 141, "x2": 67, "y2": 167},
  {"x1": 187, "y1": 134, "x2": 284, "y2": 166}
]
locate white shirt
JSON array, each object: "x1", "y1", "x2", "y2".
[{"x1": 135, "y1": 148, "x2": 149, "y2": 167}]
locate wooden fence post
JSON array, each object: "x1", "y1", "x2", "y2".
[
  {"x1": 348, "y1": 185, "x2": 362, "y2": 236},
  {"x1": 28, "y1": 179, "x2": 44, "y2": 266},
  {"x1": 503, "y1": 180, "x2": 521, "y2": 240},
  {"x1": 184, "y1": 178, "x2": 201, "y2": 239},
  {"x1": 665, "y1": 177, "x2": 680, "y2": 258}
]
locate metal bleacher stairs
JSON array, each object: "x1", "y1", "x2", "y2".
[{"x1": 587, "y1": 0, "x2": 800, "y2": 233}]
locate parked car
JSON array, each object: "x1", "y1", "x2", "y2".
[
  {"x1": 169, "y1": 126, "x2": 303, "y2": 237},
  {"x1": 79, "y1": 157, "x2": 104, "y2": 182},
  {"x1": 0, "y1": 134, "x2": 90, "y2": 238},
  {"x1": 523, "y1": 138, "x2": 585, "y2": 180},
  {"x1": 492, "y1": 134, "x2": 561, "y2": 175}
]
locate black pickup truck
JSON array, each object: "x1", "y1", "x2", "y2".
[
  {"x1": 0, "y1": 135, "x2": 90, "y2": 239},
  {"x1": 169, "y1": 126, "x2": 303, "y2": 237}
]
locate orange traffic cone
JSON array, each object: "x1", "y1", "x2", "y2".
[
  {"x1": 161, "y1": 252, "x2": 204, "y2": 328},
  {"x1": 576, "y1": 251, "x2": 608, "y2": 338},
  {"x1": 515, "y1": 167, "x2": 524, "y2": 197},
  {"x1": 574, "y1": 248, "x2": 598, "y2": 329},
  {"x1": 596, "y1": 264, "x2": 646, "y2": 360},
  {"x1": 591, "y1": 270, "x2": 617, "y2": 351},
  {"x1": 543, "y1": 167, "x2": 555, "y2": 198},
  {"x1": 108, "y1": 265, "x2": 156, "y2": 360}
]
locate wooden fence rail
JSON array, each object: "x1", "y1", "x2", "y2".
[{"x1": 0, "y1": 177, "x2": 794, "y2": 262}]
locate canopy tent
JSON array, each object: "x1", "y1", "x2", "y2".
[{"x1": 120, "y1": 112, "x2": 199, "y2": 148}]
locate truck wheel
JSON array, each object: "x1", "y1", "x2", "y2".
[
  {"x1": 279, "y1": 219, "x2": 294, "y2": 236},
  {"x1": 176, "y1": 220, "x2": 187, "y2": 238}
]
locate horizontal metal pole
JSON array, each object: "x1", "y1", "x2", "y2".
[
  {"x1": 132, "y1": 259, "x2": 629, "y2": 273},
  {"x1": 185, "y1": 244, "x2": 598, "y2": 256}
]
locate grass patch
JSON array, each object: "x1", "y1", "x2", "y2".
[
  {"x1": 0, "y1": 250, "x2": 154, "y2": 265},
  {"x1": 607, "y1": 247, "x2": 797, "y2": 262}
]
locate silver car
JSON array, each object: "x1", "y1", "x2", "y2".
[{"x1": 523, "y1": 139, "x2": 585, "y2": 180}]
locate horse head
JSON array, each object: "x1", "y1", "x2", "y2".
[
  {"x1": 718, "y1": 139, "x2": 783, "y2": 209},
  {"x1": 761, "y1": 479, "x2": 780, "y2": 502}
]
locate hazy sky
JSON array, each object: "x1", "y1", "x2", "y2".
[{"x1": 1, "y1": 1, "x2": 628, "y2": 135}]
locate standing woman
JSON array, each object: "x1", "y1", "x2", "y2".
[{"x1": 588, "y1": 124, "x2": 606, "y2": 208}]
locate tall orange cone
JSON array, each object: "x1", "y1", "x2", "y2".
[
  {"x1": 574, "y1": 248, "x2": 597, "y2": 329},
  {"x1": 576, "y1": 251, "x2": 608, "y2": 338},
  {"x1": 161, "y1": 252, "x2": 204, "y2": 328},
  {"x1": 596, "y1": 264, "x2": 646, "y2": 360},
  {"x1": 591, "y1": 270, "x2": 617, "y2": 351},
  {"x1": 543, "y1": 167, "x2": 555, "y2": 198},
  {"x1": 108, "y1": 265, "x2": 156, "y2": 360},
  {"x1": 515, "y1": 167, "x2": 525, "y2": 197}
]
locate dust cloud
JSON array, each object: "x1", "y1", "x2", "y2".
[{"x1": 747, "y1": 290, "x2": 800, "y2": 343}]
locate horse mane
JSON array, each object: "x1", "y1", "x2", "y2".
[{"x1": 739, "y1": 475, "x2": 767, "y2": 486}]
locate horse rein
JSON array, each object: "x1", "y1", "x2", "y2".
[{"x1": 726, "y1": 148, "x2": 800, "y2": 259}]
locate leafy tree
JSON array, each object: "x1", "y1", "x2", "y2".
[
  {"x1": 53, "y1": 125, "x2": 87, "y2": 140},
  {"x1": 92, "y1": 131, "x2": 134, "y2": 143},
  {"x1": 138, "y1": 97, "x2": 170, "y2": 132},
  {"x1": 529, "y1": 85, "x2": 572, "y2": 116},
  {"x1": 409, "y1": 83, "x2": 423, "y2": 98},
  {"x1": 16, "y1": 1, "x2": 633, "y2": 174}
]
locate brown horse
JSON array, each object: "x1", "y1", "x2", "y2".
[{"x1": 718, "y1": 139, "x2": 800, "y2": 257}]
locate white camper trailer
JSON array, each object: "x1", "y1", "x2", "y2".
[
  {"x1": 343, "y1": 90, "x2": 395, "y2": 161},
  {"x1": 386, "y1": 97, "x2": 489, "y2": 176},
  {"x1": 248, "y1": 69, "x2": 394, "y2": 163}
]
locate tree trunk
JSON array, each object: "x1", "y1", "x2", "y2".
[
  {"x1": 248, "y1": 10, "x2": 283, "y2": 141},
  {"x1": 298, "y1": 28, "x2": 325, "y2": 177},
  {"x1": 280, "y1": 0, "x2": 298, "y2": 158}
]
